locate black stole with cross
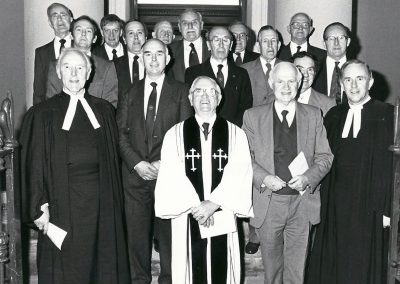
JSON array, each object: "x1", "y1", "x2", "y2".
[{"x1": 183, "y1": 116, "x2": 229, "y2": 284}]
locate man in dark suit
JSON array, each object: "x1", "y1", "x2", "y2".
[
  {"x1": 117, "y1": 39, "x2": 192, "y2": 284},
  {"x1": 242, "y1": 25, "x2": 282, "y2": 108},
  {"x1": 169, "y1": 9, "x2": 210, "y2": 82},
  {"x1": 278, "y1": 12, "x2": 326, "y2": 62},
  {"x1": 228, "y1": 21, "x2": 259, "y2": 65},
  {"x1": 293, "y1": 51, "x2": 335, "y2": 116},
  {"x1": 46, "y1": 15, "x2": 118, "y2": 107},
  {"x1": 313, "y1": 22, "x2": 351, "y2": 104},
  {"x1": 114, "y1": 20, "x2": 147, "y2": 100},
  {"x1": 185, "y1": 26, "x2": 252, "y2": 126},
  {"x1": 33, "y1": 2, "x2": 73, "y2": 105},
  {"x1": 93, "y1": 14, "x2": 126, "y2": 61},
  {"x1": 242, "y1": 62, "x2": 333, "y2": 283}
]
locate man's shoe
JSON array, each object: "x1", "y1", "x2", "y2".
[{"x1": 245, "y1": 242, "x2": 260, "y2": 254}]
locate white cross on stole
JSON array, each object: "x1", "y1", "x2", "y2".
[
  {"x1": 185, "y1": 148, "x2": 201, "y2": 172},
  {"x1": 212, "y1": 148, "x2": 228, "y2": 172}
]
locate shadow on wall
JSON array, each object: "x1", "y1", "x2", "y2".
[{"x1": 370, "y1": 70, "x2": 390, "y2": 102}]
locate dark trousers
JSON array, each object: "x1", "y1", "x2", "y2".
[{"x1": 125, "y1": 195, "x2": 171, "y2": 284}]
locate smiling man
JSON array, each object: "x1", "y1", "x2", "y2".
[
  {"x1": 116, "y1": 39, "x2": 192, "y2": 283},
  {"x1": 242, "y1": 61, "x2": 333, "y2": 283}
]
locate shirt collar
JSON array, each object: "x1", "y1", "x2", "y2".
[
  {"x1": 327, "y1": 55, "x2": 347, "y2": 66},
  {"x1": 184, "y1": 37, "x2": 203, "y2": 48},
  {"x1": 128, "y1": 51, "x2": 142, "y2": 60},
  {"x1": 144, "y1": 73, "x2": 165, "y2": 87},
  {"x1": 259, "y1": 57, "x2": 276, "y2": 73},
  {"x1": 298, "y1": 87, "x2": 312, "y2": 103},
  {"x1": 210, "y1": 57, "x2": 228, "y2": 69},
  {"x1": 290, "y1": 41, "x2": 308, "y2": 54},
  {"x1": 104, "y1": 42, "x2": 123, "y2": 53},
  {"x1": 195, "y1": 114, "x2": 217, "y2": 130}
]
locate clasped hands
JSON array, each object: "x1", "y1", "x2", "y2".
[
  {"x1": 34, "y1": 205, "x2": 50, "y2": 235},
  {"x1": 135, "y1": 160, "x2": 160, "y2": 180},
  {"x1": 262, "y1": 174, "x2": 310, "y2": 193},
  {"x1": 191, "y1": 201, "x2": 220, "y2": 228}
]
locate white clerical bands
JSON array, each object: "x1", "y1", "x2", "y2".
[
  {"x1": 62, "y1": 93, "x2": 100, "y2": 131},
  {"x1": 341, "y1": 104, "x2": 363, "y2": 138}
]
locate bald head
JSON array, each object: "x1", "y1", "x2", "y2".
[
  {"x1": 269, "y1": 62, "x2": 302, "y2": 105},
  {"x1": 287, "y1": 12, "x2": 314, "y2": 45}
]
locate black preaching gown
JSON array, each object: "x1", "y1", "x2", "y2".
[
  {"x1": 306, "y1": 99, "x2": 393, "y2": 284},
  {"x1": 20, "y1": 93, "x2": 130, "y2": 284}
]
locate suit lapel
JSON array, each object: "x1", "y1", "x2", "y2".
[
  {"x1": 264, "y1": 104, "x2": 275, "y2": 173},
  {"x1": 295, "y1": 102, "x2": 309, "y2": 153},
  {"x1": 154, "y1": 76, "x2": 170, "y2": 129},
  {"x1": 254, "y1": 59, "x2": 268, "y2": 91},
  {"x1": 134, "y1": 80, "x2": 146, "y2": 129},
  {"x1": 201, "y1": 39, "x2": 210, "y2": 62},
  {"x1": 225, "y1": 61, "x2": 237, "y2": 89}
]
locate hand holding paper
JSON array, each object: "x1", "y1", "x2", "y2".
[
  {"x1": 288, "y1": 152, "x2": 310, "y2": 194},
  {"x1": 199, "y1": 209, "x2": 237, "y2": 239},
  {"x1": 47, "y1": 223, "x2": 68, "y2": 250}
]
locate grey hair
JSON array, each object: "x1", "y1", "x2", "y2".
[
  {"x1": 269, "y1": 62, "x2": 302, "y2": 82},
  {"x1": 56, "y1": 47, "x2": 92, "y2": 74},
  {"x1": 189, "y1": 76, "x2": 221, "y2": 95}
]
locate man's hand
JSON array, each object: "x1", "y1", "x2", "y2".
[
  {"x1": 383, "y1": 215, "x2": 390, "y2": 228},
  {"x1": 151, "y1": 160, "x2": 161, "y2": 172},
  {"x1": 288, "y1": 175, "x2": 310, "y2": 192},
  {"x1": 34, "y1": 206, "x2": 50, "y2": 235},
  {"x1": 134, "y1": 161, "x2": 158, "y2": 180},
  {"x1": 262, "y1": 175, "x2": 286, "y2": 192},
  {"x1": 191, "y1": 201, "x2": 220, "y2": 227}
]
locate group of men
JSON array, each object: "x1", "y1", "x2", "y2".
[{"x1": 29, "y1": 2, "x2": 393, "y2": 284}]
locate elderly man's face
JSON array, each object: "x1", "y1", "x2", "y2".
[
  {"x1": 230, "y1": 24, "x2": 248, "y2": 53},
  {"x1": 207, "y1": 27, "x2": 232, "y2": 61},
  {"x1": 48, "y1": 5, "x2": 72, "y2": 37},
  {"x1": 102, "y1": 21, "x2": 122, "y2": 48},
  {"x1": 72, "y1": 19, "x2": 97, "y2": 51},
  {"x1": 287, "y1": 13, "x2": 312, "y2": 44},
  {"x1": 125, "y1": 21, "x2": 146, "y2": 53},
  {"x1": 142, "y1": 40, "x2": 170, "y2": 77},
  {"x1": 269, "y1": 63, "x2": 300, "y2": 105},
  {"x1": 57, "y1": 51, "x2": 90, "y2": 94},
  {"x1": 259, "y1": 29, "x2": 280, "y2": 62},
  {"x1": 324, "y1": 25, "x2": 350, "y2": 61},
  {"x1": 189, "y1": 78, "x2": 221, "y2": 116},
  {"x1": 179, "y1": 11, "x2": 203, "y2": 42},
  {"x1": 294, "y1": 56, "x2": 316, "y2": 93},
  {"x1": 154, "y1": 22, "x2": 174, "y2": 45},
  {"x1": 341, "y1": 63, "x2": 373, "y2": 105}
]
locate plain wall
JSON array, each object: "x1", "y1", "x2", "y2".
[{"x1": 0, "y1": 0, "x2": 26, "y2": 131}]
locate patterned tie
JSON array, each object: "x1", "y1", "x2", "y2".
[
  {"x1": 235, "y1": 52, "x2": 243, "y2": 66},
  {"x1": 296, "y1": 45, "x2": 301, "y2": 54},
  {"x1": 202, "y1": 122, "x2": 210, "y2": 141},
  {"x1": 131, "y1": 55, "x2": 139, "y2": 83},
  {"x1": 330, "y1": 61, "x2": 342, "y2": 105},
  {"x1": 189, "y1": 42, "x2": 200, "y2": 67},
  {"x1": 146, "y1": 82, "x2": 157, "y2": 151},
  {"x1": 216, "y1": 64, "x2": 224, "y2": 88},
  {"x1": 281, "y1": 110, "x2": 289, "y2": 129},
  {"x1": 112, "y1": 49, "x2": 118, "y2": 61},
  {"x1": 265, "y1": 63, "x2": 272, "y2": 82},
  {"x1": 59, "y1": 38, "x2": 66, "y2": 55}
]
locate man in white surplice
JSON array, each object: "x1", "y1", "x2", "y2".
[{"x1": 155, "y1": 76, "x2": 253, "y2": 283}]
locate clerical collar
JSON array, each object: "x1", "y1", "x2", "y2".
[
  {"x1": 341, "y1": 95, "x2": 371, "y2": 138},
  {"x1": 62, "y1": 89, "x2": 100, "y2": 131},
  {"x1": 298, "y1": 88, "x2": 312, "y2": 104},
  {"x1": 195, "y1": 114, "x2": 217, "y2": 131},
  {"x1": 290, "y1": 41, "x2": 307, "y2": 54}
]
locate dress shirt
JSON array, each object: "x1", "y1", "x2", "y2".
[
  {"x1": 289, "y1": 41, "x2": 308, "y2": 55},
  {"x1": 342, "y1": 95, "x2": 371, "y2": 138},
  {"x1": 195, "y1": 114, "x2": 217, "y2": 197},
  {"x1": 297, "y1": 88, "x2": 312, "y2": 105},
  {"x1": 232, "y1": 50, "x2": 245, "y2": 62},
  {"x1": 326, "y1": 56, "x2": 346, "y2": 97},
  {"x1": 54, "y1": 34, "x2": 72, "y2": 59},
  {"x1": 274, "y1": 100, "x2": 296, "y2": 127},
  {"x1": 210, "y1": 58, "x2": 228, "y2": 87},
  {"x1": 128, "y1": 51, "x2": 145, "y2": 82},
  {"x1": 104, "y1": 42, "x2": 124, "y2": 60},
  {"x1": 143, "y1": 74, "x2": 165, "y2": 119},
  {"x1": 184, "y1": 37, "x2": 204, "y2": 69},
  {"x1": 260, "y1": 57, "x2": 277, "y2": 74}
]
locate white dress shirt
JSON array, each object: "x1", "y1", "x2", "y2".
[
  {"x1": 104, "y1": 42, "x2": 124, "y2": 60},
  {"x1": 210, "y1": 58, "x2": 228, "y2": 87},
  {"x1": 289, "y1": 41, "x2": 308, "y2": 55},
  {"x1": 184, "y1": 37, "x2": 204, "y2": 69},
  {"x1": 128, "y1": 51, "x2": 145, "y2": 82},
  {"x1": 297, "y1": 88, "x2": 312, "y2": 105},
  {"x1": 54, "y1": 34, "x2": 72, "y2": 59},
  {"x1": 232, "y1": 50, "x2": 245, "y2": 62},
  {"x1": 260, "y1": 57, "x2": 277, "y2": 75},
  {"x1": 326, "y1": 56, "x2": 346, "y2": 97},
  {"x1": 274, "y1": 100, "x2": 296, "y2": 127},
  {"x1": 143, "y1": 74, "x2": 165, "y2": 119}
]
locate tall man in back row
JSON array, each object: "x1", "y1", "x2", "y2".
[
  {"x1": 117, "y1": 39, "x2": 192, "y2": 284},
  {"x1": 155, "y1": 76, "x2": 253, "y2": 283},
  {"x1": 242, "y1": 62, "x2": 333, "y2": 283}
]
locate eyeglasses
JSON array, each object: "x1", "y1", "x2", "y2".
[
  {"x1": 210, "y1": 37, "x2": 231, "y2": 45},
  {"x1": 192, "y1": 88, "x2": 219, "y2": 98},
  {"x1": 51, "y1": 13, "x2": 70, "y2": 21},
  {"x1": 325, "y1": 35, "x2": 348, "y2": 43},
  {"x1": 290, "y1": 22, "x2": 310, "y2": 29},
  {"x1": 233, "y1": 33, "x2": 247, "y2": 40}
]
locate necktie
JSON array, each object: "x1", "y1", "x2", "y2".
[
  {"x1": 296, "y1": 45, "x2": 301, "y2": 54},
  {"x1": 281, "y1": 110, "x2": 289, "y2": 129},
  {"x1": 235, "y1": 52, "x2": 243, "y2": 66},
  {"x1": 265, "y1": 63, "x2": 272, "y2": 82},
  {"x1": 217, "y1": 64, "x2": 224, "y2": 88},
  {"x1": 131, "y1": 55, "x2": 139, "y2": 83},
  {"x1": 112, "y1": 49, "x2": 117, "y2": 61},
  {"x1": 202, "y1": 122, "x2": 210, "y2": 141},
  {"x1": 189, "y1": 42, "x2": 200, "y2": 67},
  {"x1": 62, "y1": 93, "x2": 100, "y2": 131},
  {"x1": 59, "y1": 38, "x2": 66, "y2": 56},
  {"x1": 145, "y1": 82, "x2": 157, "y2": 148},
  {"x1": 330, "y1": 61, "x2": 342, "y2": 105}
]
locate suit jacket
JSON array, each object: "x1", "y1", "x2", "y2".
[
  {"x1": 278, "y1": 42, "x2": 326, "y2": 62},
  {"x1": 114, "y1": 54, "x2": 134, "y2": 101},
  {"x1": 93, "y1": 42, "x2": 127, "y2": 61},
  {"x1": 307, "y1": 88, "x2": 336, "y2": 116},
  {"x1": 46, "y1": 54, "x2": 118, "y2": 107},
  {"x1": 116, "y1": 75, "x2": 192, "y2": 195},
  {"x1": 33, "y1": 40, "x2": 56, "y2": 105},
  {"x1": 185, "y1": 58, "x2": 253, "y2": 126},
  {"x1": 242, "y1": 58, "x2": 281, "y2": 107},
  {"x1": 242, "y1": 102, "x2": 333, "y2": 227},
  {"x1": 169, "y1": 38, "x2": 210, "y2": 82},
  {"x1": 228, "y1": 49, "x2": 260, "y2": 65}
]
